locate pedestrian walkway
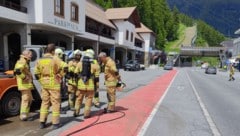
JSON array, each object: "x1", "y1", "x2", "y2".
[{"x1": 60, "y1": 70, "x2": 177, "y2": 136}]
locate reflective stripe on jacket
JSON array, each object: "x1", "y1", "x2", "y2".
[
  {"x1": 34, "y1": 53, "x2": 62, "y2": 90},
  {"x1": 74, "y1": 61, "x2": 100, "y2": 91},
  {"x1": 67, "y1": 60, "x2": 78, "y2": 86},
  {"x1": 104, "y1": 57, "x2": 118, "y2": 87},
  {"x1": 14, "y1": 55, "x2": 33, "y2": 90}
]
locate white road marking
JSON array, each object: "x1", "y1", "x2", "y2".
[
  {"x1": 138, "y1": 71, "x2": 179, "y2": 136},
  {"x1": 186, "y1": 71, "x2": 221, "y2": 136}
]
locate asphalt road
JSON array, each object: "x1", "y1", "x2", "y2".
[
  {"x1": 188, "y1": 67, "x2": 240, "y2": 136},
  {"x1": 144, "y1": 67, "x2": 240, "y2": 136},
  {"x1": 1, "y1": 67, "x2": 239, "y2": 136},
  {"x1": 0, "y1": 68, "x2": 167, "y2": 136}
]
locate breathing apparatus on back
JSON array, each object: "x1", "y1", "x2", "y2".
[{"x1": 80, "y1": 50, "x2": 94, "y2": 84}]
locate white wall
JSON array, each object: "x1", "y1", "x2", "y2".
[
  {"x1": 0, "y1": 6, "x2": 28, "y2": 23},
  {"x1": 113, "y1": 20, "x2": 135, "y2": 47},
  {"x1": 27, "y1": 0, "x2": 85, "y2": 34},
  {"x1": 233, "y1": 37, "x2": 240, "y2": 56},
  {"x1": 139, "y1": 33, "x2": 151, "y2": 52},
  {"x1": 139, "y1": 33, "x2": 156, "y2": 52}
]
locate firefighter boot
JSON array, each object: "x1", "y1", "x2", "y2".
[
  {"x1": 52, "y1": 124, "x2": 60, "y2": 129},
  {"x1": 40, "y1": 122, "x2": 46, "y2": 129}
]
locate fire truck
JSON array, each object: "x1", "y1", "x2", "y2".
[{"x1": 0, "y1": 45, "x2": 68, "y2": 117}]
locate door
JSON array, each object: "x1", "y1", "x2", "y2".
[{"x1": 8, "y1": 33, "x2": 21, "y2": 70}]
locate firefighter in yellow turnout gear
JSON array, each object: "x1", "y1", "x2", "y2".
[
  {"x1": 34, "y1": 44, "x2": 66, "y2": 129},
  {"x1": 74, "y1": 49, "x2": 100, "y2": 118},
  {"x1": 14, "y1": 50, "x2": 34, "y2": 121},
  {"x1": 98, "y1": 52, "x2": 120, "y2": 113},
  {"x1": 229, "y1": 63, "x2": 235, "y2": 81},
  {"x1": 54, "y1": 48, "x2": 68, "y2": 77},
  {"x1": 86, "y1": 49, "x2": 101, "y2": 108},
  {"x1": 67, "y1": 49, "x2": 82, "y2": 110}
]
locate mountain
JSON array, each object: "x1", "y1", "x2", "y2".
[{"x1": 167, "y1": 0, "x2": 240, "y2": 37}]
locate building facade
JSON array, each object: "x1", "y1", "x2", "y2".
[
  {"x1": 0, "y1": 0, "x2": 85, "y2": 70},
  {"x1": 0, "y1": 0, "x2": 156, "y2": 71},
  {"x1": 233, "y1": 29, "x2": 240, "y2": 58}
]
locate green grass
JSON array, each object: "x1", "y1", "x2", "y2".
[
  {"x1": 193, "y1": 57, "x2": 219, "y2": 66},
  {"x1": 165, "y1": 23, "x2": 186, "y2": 53}
]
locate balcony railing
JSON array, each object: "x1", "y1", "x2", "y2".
[
  {"x1": 86, "y1": 26, "x2": 115, "y2": 40},
  {"x1": 0, "y1": 1, "x2": 27, "y2": 13}
]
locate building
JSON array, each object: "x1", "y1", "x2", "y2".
[
  {"x1": 105, "y1": 6, "x2": 143, "y2": 67},
  {"x1": 0, "y1": 0, "x2": 156, "y2": 70},
  {"x1": 136, "y1": 23, "x2": 156, "y2": 66},
  {"x1": 233, "y1": 28, "x2": 240, "y2": 58},
  {"x1": 76, "y1": 0, "x2": 117, "y2": 58},
  {"x1": 0, "y1": 0, "x2": 85, "y2": 70}
]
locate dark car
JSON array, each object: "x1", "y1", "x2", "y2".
[
  {"x1": 205, "y1": 66, "x2": 217, "y2": 74},
  {"x1": 124, "y1": 60, "x2": 140, "y2": 71},
  {"x1": 163, "y1": 63, "x2": 173, "y2": 70}
]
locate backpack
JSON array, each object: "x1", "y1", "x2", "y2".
[{"x1": 81, "y1": 56, "x2": 92, "y2": 84}]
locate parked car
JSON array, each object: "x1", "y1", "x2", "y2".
[
  {"x1": 201, "y1": 63, "x2": 209, "y2": 69},
  {"x1": 140, "y1": 64, "x2": 145, "y2": 70},
  {"x1": 124, "y1": 60, "x2": 140, "y2": 71},
  {"x1": 164, "y1": 63, "x2": 173, "y2": 70},
  {"x1": 205, "y1": 66, "x2": 217, "y2": 74}
]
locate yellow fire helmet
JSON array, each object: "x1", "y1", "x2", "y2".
[{"x1": 55, "y1": 48, "x2": 64, "y2": 58}]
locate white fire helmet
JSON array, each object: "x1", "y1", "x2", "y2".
[
  {"x1": 55, "y1": 48, "x2": 63, "y2": 58},
  {"x1": 73, "y1": 49, "x2": 82, "y2": 56},
  {"x1": 84, "y1": 49, "x2": 95, "y2": 58}
]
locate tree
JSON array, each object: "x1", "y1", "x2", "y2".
[
  {"x1": 94, "y1": 0, "x2": 113, "y2": 9},
  {"x1": 196, "y1": 20, "x2": 225, "y2": 46}
]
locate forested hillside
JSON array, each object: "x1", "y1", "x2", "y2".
[
  {"x1": 167, "y1": 0, "x2": 240, "y2": 37},
  {"x1": 93, "y1": 0, "x2": 225, "y2": 49},
  {"x1": 94, "y1": 0, "x2": 179, "y2": 49}
]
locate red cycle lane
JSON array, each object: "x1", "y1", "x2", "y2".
[{"x1": 61, "y1": 69, "x2": 177, "y2": 136}]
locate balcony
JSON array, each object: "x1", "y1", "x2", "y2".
[
  {"x1": 86, "y1": 26, "x2": 115, "y2": 40},
  {"x1": 0, "y1": 1, "x2": 27, "y2": 13}
]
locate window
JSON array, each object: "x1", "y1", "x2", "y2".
[
  {"x1": 71, "y1": 3, "x2": 79, "y2": 22},
  {"x1": 54, "y1": 0, "x2": 64, "y2": 17},
  {"x1": 126, "y1": 30, "x2": 129, "y2": 40},
  {"x1": 131, "y1": 32, "x2": 133, "y2": 42}
]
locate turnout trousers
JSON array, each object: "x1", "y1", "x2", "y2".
[
  {"x1": 20, "y1": 89, "x2": 33, "y2": 120},
  {"x1": 74, "y1": 90, "x2": 94, "y2": 117},
  {"x1": 40, "y1": 88, "x2": 61, "y2": 125},
  {"x1": 106, "y1": 86, "x2": 116, "y2": 111},
  {"x1": 68, "y1": 84, "x2": 77, "y2": 109}
]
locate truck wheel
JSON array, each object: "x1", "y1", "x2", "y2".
[{"x1": 1, "y1": 91, "x2": 21, "y2": 117}]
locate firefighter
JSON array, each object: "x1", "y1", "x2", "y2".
[
  {"x1": 229, "y1": 63, "x2": 235, "y2": 81},
  {"x1": 54, "y1": 48, "x2": 68, "y2": 114},
  {"x1": 86, "y1": 49, "x2": 101, "y2": 108},
  {"x1": 14, "y1": 49, "x2": 34, "y2": 121},
  {"x1": 98, "y1": 52, "x2": 120, "y2": 113},
  {"x1": 54, "y1": 48, "x2": 68, "y2": 77},
  {"x1": 73, "y1": 50, "x2": 100, "y2": 118},
  {"x1": 34, "y1": 44, "x2": 64, "y2": 129},
  {"x1": 67, "y1": 49, "x2": 82, "y2": 110}
]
